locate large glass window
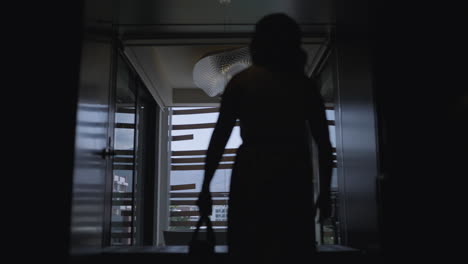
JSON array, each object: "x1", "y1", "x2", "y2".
[
  {"x1": 110, "y1": 57, "x2": 136, "y2": 246},
  {"x1": 165, "y1": 107, "x2": 241, "y2": 244},
  {"x1": 109, "y1": 55, "x2": 159, "y2": 246},
  {"x1": 165, "y1": 105, "x2": 336, "y2": 245},
  {"x1": 317, "y1": 54, "x2": 340, "y2": 245},
  {"x1": 322, "y1": 108, "x2": 338, "y2": 245}
]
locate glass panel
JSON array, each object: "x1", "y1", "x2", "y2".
[
  {"x1": 110, "y1": 57, "x2": 136, "y2": 246},
  {"x1": 319, "y1": 60, "x2": 340, "y2": 245},
  {"x1": 326, "y1": 110, "x2": 336, "y2": 148},
  {"x1": 167, "y1": 107, "x2": 241, "y2": 244}
]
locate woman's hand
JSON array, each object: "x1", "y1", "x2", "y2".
[{"x1": 197, "y1": 190, "x2": 213, "y2": 217}]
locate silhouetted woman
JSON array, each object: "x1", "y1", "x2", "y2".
[{"x1": 197, "y1": 13, "x2": 334, "y2": 262}]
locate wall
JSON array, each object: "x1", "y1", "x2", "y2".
[
  {"x1": 334, "y1": 0, "x2": 380, "y2": 251},
  {"x1": 69, "y1": 0, "x2": 116, "y2": 255}
]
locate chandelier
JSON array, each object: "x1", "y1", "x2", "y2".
[{"x1": 193, "y1": 47, "x2": 251, "y2": 97}]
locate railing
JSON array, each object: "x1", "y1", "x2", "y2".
[
  {"x1": 111, "y1": 192, "x2": 134, "y2": 240},
  {"x1": 111, "y1": 148, "x2": 136, "y2": 245},
  {"x1": 168, "y1": 145, "x2": 337, "y2": 230},
  {"x1": 321, "y1": 189, "x2": 340, "y2": 245},
  {"x1": 170, "y1": 191, "x2": 229, "y2": 228},
  {"x1": 169, "y1": 183, "x2": 229, "y2": 229}
]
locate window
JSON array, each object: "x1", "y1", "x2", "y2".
[
  {"x1": 110, "y1": 57, "x2": 136, "y2": 245},
  {"x1": 165, "y1": 107, "x2": 241, "y2": 244},
  {"x1": 109, "y1": 54, "x2": 159, "y2": 246},
  {"x1": 316, "y1": 55, "x2": 340, "y2": 245}
]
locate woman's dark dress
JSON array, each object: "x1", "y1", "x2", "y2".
[{"x1": 205, "y1": 65, "x2": 332, "y2": 261}]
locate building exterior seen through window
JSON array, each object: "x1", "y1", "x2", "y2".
[
  {"x1": 167, "y1": 106, "x2": 338, "y2": 246},
  {"x1": 110, "y1": 58, "x2": 137, "y2": 245},
  {"x1": 169, "y1": 107, "x2": 241, "y2": 232}
]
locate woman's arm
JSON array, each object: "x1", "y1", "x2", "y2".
[
  {"x1": 198, "y1": 79, "x2": 239, "y2": 216},
  {"x1": 306, "y1": 80, "x2": 334, "y2": 222}
]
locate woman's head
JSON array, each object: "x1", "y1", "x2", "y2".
[{"x1": 250, "y1": 13, "x2": 306, "y2": 72}]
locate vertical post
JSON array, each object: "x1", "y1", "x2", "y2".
[
  {"x1": 156, "y1": 108, "x2": 171, "y2": 246},
  {"x1": 334, "y1": 0, "x2": 380, "y2": 251},
  {"x1": 130, "y1": 72, "x2": 139, "y2": 246}
]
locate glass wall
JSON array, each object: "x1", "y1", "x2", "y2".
[
  {"x1": 109, "y1": 55, "x2": 159, "y2": 246},
  {"x1": 165, "y1": 107, "x2": 242, "y2": 244},
  {"x1": 322, "y1": 109, "x2": 339, "y2": 244},
  {"x1": 111, "y1": 57, "x2": 136, "y2": 245},
  {"x1": 316, "y1": 53, "x2": 340, "y2": 245},
  {"x1": 165, "y1": 105, "x2": 336, "y2": 245}
]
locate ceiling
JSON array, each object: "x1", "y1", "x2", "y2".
[
  {"x1": 125, "y1": 43, "x2": 325, "y2": 107},
  {"x1": 119, "y1": 0, "x2": 335, "y2": 107},
  {"x1": 118, "y1": 0, "x2": 335, "y2": 26}
]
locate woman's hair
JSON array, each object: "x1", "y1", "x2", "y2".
[{"x1": 250, "y1": 13, "x2": 307, "y2": 72}]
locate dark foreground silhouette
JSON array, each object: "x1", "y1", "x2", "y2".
[{"x1": 197, "y1": 13, "x2": 334, "y2": 263}]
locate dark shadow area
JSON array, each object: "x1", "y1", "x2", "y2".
[{"x1": 371, "y1": 0, "x2": 467, "y2": 260}]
